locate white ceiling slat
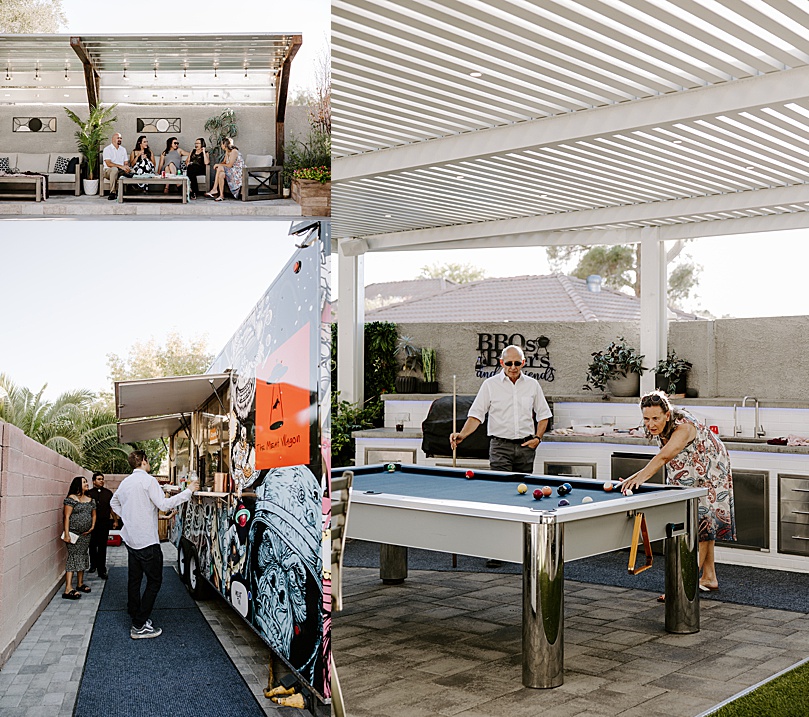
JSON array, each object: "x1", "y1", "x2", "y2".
[{"x1": 333, "y1": 0, "x2": 809, "y2": 244}]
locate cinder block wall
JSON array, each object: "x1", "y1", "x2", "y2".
[{"x1": 0, "y1": 421, "x2": 91, "y2": 667}]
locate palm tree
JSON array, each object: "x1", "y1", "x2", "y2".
[
  {"x1": 77, "y1": 406, "x2": 133, "y2": 473},
  {"x1": 0, "y1": 373, "x2": 94, "y2": 463},
  {"x1": 63, "y1": 104, "x2": 118, "y2": 180}
]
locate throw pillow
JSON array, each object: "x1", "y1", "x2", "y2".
[
  {"x1": 0, "y1": 157, "x2": 10, "y2": 173},
  {"x1": 53, "y1": 156, "x2": 70, "y2": 174},
  {"x1": 66, "y1": 157, "x2": 80, "y2": 174}
]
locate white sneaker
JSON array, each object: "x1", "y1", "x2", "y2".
[{"x1": 130, "y1": 623, "x2": 162, "y2": 639}]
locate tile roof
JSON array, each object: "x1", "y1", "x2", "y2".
[
  {"x1": 332, "y1": 277, "x2": 459, "y2": 314},
  {"x1": 363, "y1": 274, "x2": 699, "y2": 323}
]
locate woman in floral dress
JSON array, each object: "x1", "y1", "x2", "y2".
[
  {"x1": 62, "y1": 476, "x2": 96, "y2": 600},
  {"x1": 620, "y1": 391, "x2": 736, "y2": 593},
  {"x1": 205, "y1": 137, "x2": 244, "y2": 200}
]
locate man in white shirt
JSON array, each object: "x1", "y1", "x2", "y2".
[
  {"x1": 451, "y1": 344, "x2": 552, "y2": 474},
  {"x1": 110, "y1": 450, "x2": 198, "y2": 639},
  {"x1": 102, "y1": 132, "x2": 132, "y2": 200}
]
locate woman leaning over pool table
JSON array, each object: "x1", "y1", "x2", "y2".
[{"x1": 620, "y1": 390, "x2": 736, "y2": 594}]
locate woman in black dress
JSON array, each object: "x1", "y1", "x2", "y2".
[
  {"x1": 62, "y1": 476, "x2": 96, "y2": 600},
  {"x1": 185, "y1": 137, "x2": 209, "y2": 199}
]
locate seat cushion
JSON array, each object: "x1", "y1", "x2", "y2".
[{"x1": 16, "y1": 153, "x2": 50, "y2": 173}]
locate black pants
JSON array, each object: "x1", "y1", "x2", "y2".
[
  {"x1": 186, "y1": 164, "x2": 206, "y2": 194},
  {"x1": 89, "y1": 521, "x2": 110, "y2": 572},
  {"x1": 489, "y1": 437, "x2": 536, "y2": 473},
  {"x1": 125, "y1": 543, "x2": 163, "y2": 629}
]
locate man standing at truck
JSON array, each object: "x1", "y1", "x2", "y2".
[
  {"x1": 87, "y1": 472, "x2": 116, "y2": 579},
  {"x1": 111, "y1": 450, "x2": 198, "y2": 639}
]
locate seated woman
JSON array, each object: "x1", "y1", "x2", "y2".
[
  {"x1": 130, "y1": 135, "x2": 155, "y2": 190},
  {"x1": 157, "y1": 137, "x2": 190, "y2": 194},
  {"x1": 185, "y1": 138, "x2": 209, "y2": 199},
  {"x1": 206, "y1": 137, "x2": 245, "y2": 201}
]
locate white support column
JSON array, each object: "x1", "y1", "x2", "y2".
[
  {"x1": 639, "y1": 228, "x2": 667, "y2": 395},
  {"x1": 337, "y1": 239, "x2": 366, "y2": 405}
]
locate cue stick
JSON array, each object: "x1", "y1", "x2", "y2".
[
  {"x1": 452, "y1": 374, "x2": 458, "y2": 568},
  {"x1": 452, "y1": 374, "x2": 457, "y2": 468}
]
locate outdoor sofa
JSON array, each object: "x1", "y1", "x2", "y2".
[{"x1": 0, "y1": 152, "x2": 82, "y2": 195}]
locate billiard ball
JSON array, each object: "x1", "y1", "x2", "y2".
[
  {"x1": 533, "y1": 489, "x2": 543, "y2": 500},
  {"x1": 465, "y1": 470, "x2": 475, "y2": 479},
  {"x1": 624, "y1": 488, "x2": 634, "y2": 496},
  {"x1": 582, "y1": 496, "x2": 593, "y2": 504},
  {"x1": 558, "y1": 499, "x2": 570, "y2": 506},
  {"x1": 603, "y1": 481, "x2": 614, "y2": 492},
  {"x1": 557, "y1": 484, "x2": 570, "y2": 496},
  {"x1": 563, "y1": 482, "x2": 572, "y2": 493},
  {"x1": 517, "y1": 483, "x2": 528, "y2": 494},
  {"x1": 386, "y1": 463, "x2": 397, "y2": 472},
  {"x1": 541, "y1": 486, "x2": 552, "y2": 497}
]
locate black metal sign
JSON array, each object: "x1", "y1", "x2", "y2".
[{"x1": 474, "y1": 332, "x2": 555, "y2": 382}]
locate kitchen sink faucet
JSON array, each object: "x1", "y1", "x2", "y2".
[{"x1": 742, "y1": 396, "x2": 765, "y2": 438}]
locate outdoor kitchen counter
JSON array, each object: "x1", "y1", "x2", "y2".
[{"x1": 352, "y1": 427, "x2": 809, "y2": 454}]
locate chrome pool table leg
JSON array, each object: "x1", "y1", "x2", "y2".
[
  {"x1": 522, "y1": 516, "x2": 564, "y2": 688},
  {"x1": 380, "y1": 544, "x2": 408, "y2": 584},
  {"x1": 664, "y1": 497, "x2": 700, "y2": 634}
]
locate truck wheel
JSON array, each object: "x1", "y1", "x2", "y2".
[
  {"x1": 177, "y1": 541, "x2": 189, "y2": 584},
  {"x1": 187, "y1": 547, "x2": 210, "y2": 600}
]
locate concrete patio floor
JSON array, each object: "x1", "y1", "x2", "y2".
[
  {"x1": 0, "y1": 542, "x2": 315, "y2": 716},
  {"x1": 0, "y1": 192, "x2": 304, "y2": 219},
  {"x1": 333, "y1": 564, "x2": 809, "y2": 717}
]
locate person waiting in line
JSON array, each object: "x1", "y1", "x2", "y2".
[
  {"x1": 111, "y1": 450, "x2": 197, "y2": 639},
  {"x1": 205, "y1": 137, "x2": 244, "y2": 201},
  {"x1": 619, "y1": 390, "x2": 736, "y2": 598},
  {"x1": 185, "y1": 137, "x2": 209, "y2": 199},
  {"x1": 102, "y1": 132, "x2": 133, "y2": 201},
  {"x1": 157, "y1": 136, "x2": 191, "y2": 194},
  {"x1": 87, "y1": 472, "x2": 116, "y2": 579},
  {"x1": 129, "y1": 135, "x2": 156, "y2": 191},
  {"x1": 62, "y1": 476, "x2": 96, "y2": 600},
  {"x1": 450, "y1": 344, "x2": 552, "y2": 567}
]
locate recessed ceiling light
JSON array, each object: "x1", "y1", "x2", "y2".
[
  {"x1": 672, "y1": 139, "x2": 683, "y2": 144},
  {"x1": 384, "y1": 214, "x2": 392, "y2": 218},
  {"x1": 746, "y1": 166, "x2": 755, "y2": 170},
  {"x1": 455, "y1": 175, "x2": 465, "y2": 180},
  {"x1": 469, "y1": 71, "x2": 482, "y2": 78}
]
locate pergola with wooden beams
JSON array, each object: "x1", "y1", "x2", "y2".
[
  {"x1": 332, "y1": 0, "x2": 809, "y2": 404},
  {"x1": 0, "y1": 33, "x2": 301, "y2": 163}
]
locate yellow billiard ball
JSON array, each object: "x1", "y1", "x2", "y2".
[{"x1": 517, "y1": 483, "x2": 528, "y2": 494}]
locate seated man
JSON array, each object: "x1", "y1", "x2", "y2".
[{"x1": 103, "y1": 132, "x2": 133, "y2": 200}]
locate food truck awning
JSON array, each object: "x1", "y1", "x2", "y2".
[
  {"x1": 117, "y1": 414, "x2": 185, "y2": 444},
  {"x1": 115, "y1": 373, "x2": 230, "y2": 421}
]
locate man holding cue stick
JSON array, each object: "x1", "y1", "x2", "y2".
[{"x1": 450, "y1": 345, "x2": 552, "y2": 475}]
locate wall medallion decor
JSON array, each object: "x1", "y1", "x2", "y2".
[
  {"x1": 136, "y1": 118, "x2": 181, "y2": 133},
  {"x1": 13, "y1": 117, "x2": 56, "y2": 132}
]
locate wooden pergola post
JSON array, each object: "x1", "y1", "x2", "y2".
[
  {"x1": 274, "y1": 35, "x2": 302, "y2": 166},
  {"x1": 69, "y1": 36, "x2": 100, "y2": 112}
]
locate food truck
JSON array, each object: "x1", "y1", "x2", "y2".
[{"x1": 114, "y1": 221, "x2": 331, "y2": 711}]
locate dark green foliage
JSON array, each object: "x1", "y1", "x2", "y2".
[
  {"x1": 655, "y1": 351, "x2": 692, "y2": 395},
  {"x1": 330, "y1": 321, "x2": 398, "y2": 463},
  {"x1": 711, "y1": 660, "x2": 809, "y2": 717},
  {"x1": 584, "y1": 336, "x2": 646, "y2": 392}
]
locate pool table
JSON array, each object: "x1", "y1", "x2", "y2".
[{"x1": 334, "y1": 463, "x2": 707, "y2": 689}]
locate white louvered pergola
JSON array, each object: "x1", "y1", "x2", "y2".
[{"x1": 332, "y1": 0, "x2": 809, "y2": 403}]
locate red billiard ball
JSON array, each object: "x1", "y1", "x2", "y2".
[
  {"x1": 533, "y1": 489, "x2": 543, "y2": 500},
  {"x1": 603, "y1": 481, "x2": 614, "y2": 492},
  {"x1": 465, "y1": 470, "x2": 475, "y2": 479},
  {"x1": 541, "y1": 486, "x2": 552, "y2": 497}
]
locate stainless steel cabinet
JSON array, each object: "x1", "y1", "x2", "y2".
[
  {"x1": 718, "y1": 470, "x2": 768, "y2": 551},
  {"x1": 779, "y1": 474, "x2": 809, "y2": 556},
  {"x1": 544, "y1": 462, "x2": 597, "y2": 480}
]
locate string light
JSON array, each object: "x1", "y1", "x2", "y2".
[
  {"x1": 244, "y1": 64, "x2": 248, "y2": 78},
  {"x1": 35, "y1": 66, "x2": 41, "y2": 81},
  {"x1": 214, "y1": 64, "x2": 218, "y2": 79},
  {"x1": 4, "y1": 65, "x2": 10, "y2": 82},
  {"x1": 64, "y1": 65, "x2": 69, "y2": 80},
  {"x1": 183, "y1": 64, "x2": 187, "y2": 79},
  {"x1": 123, "y1": 66, "x2": 127, "y2": 79},
  {"x1": 154, "y1": 63, "x2": 158, "y2": 79}
]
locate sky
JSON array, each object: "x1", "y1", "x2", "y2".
[
  {"x1": 0, "y1": 222, "x2": 304, "y2": 398},
  {"x1": 341, "y1": 228, "x2": 809, "y2": 320},
  {"x1": 61, "y1": 0, "x2": 329, "y2": 93}
]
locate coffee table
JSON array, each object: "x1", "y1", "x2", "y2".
[
  {"x1": 117, "y1": 175, "x2": 189, "y2": 203},
  {"x1": 0, "y1": 175, "x2": 46, "y2": 202}
]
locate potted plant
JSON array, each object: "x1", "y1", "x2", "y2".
[
  {"x1": 395, "y1": 336, "x2": 422, "y2": 394},
  {"x1": 204, "y1": 108, "x2": 238, "y2": 164},
  {"x1": 420, "y1": 347, "x2": 438, "y2": 393},
  {"x1": 583, "y1": 337, "x2": 646, "y2": 397},
  {"x1": 655, "y1": 350, "x2": 692, "y2": 396},
  {"x1": 286, "y1": 127, "x2": 331, "y2": 215},
  {"x1": 64, "y1": 104, "x2": 117, "y2": 196}
]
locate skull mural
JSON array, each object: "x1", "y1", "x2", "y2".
[{"x1": 246, "y1": 465, "x2": 323, "y2": 683}]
